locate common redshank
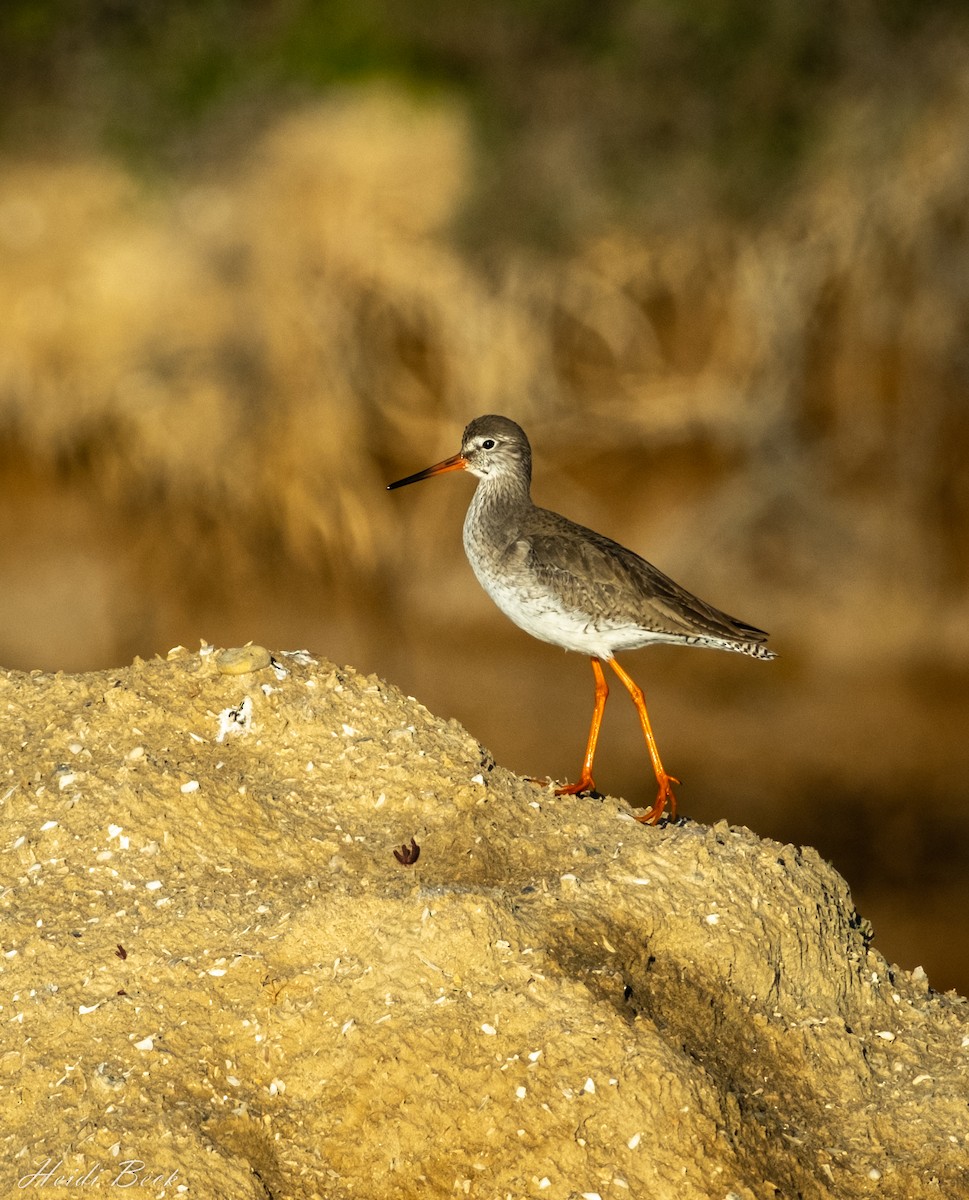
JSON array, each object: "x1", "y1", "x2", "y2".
[{"x1": 388, "y1": 415, "x2": 775, "y2": 823}]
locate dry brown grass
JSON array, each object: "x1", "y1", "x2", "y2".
[{"x1": 2, "y1": 76, "x2": 968, "y2": 668}]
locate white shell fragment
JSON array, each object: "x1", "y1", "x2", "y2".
[
  {"x1": 274, "y1": 649, "x2": 316, "y2": 666},
  {"x1": 217, "y1": 696, "x2": 254, "y2": 742}
]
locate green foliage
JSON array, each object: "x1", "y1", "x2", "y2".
[{"x1": 1, "y1": 0, "x2": 967, "y2": 239}]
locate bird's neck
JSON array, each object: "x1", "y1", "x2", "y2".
[{"x1": 464, "y1": 474, "x2": 532, "y2": 550}]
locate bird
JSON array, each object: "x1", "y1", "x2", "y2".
[{"x1": 388, "y1": 414, "x2": 775, "y2": 823}]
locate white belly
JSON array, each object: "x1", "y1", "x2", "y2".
[{"x1": 468, "y1": 555, "x2": 662, "y2": 659}]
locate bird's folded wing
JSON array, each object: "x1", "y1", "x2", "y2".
[{"x1": 512, "y1": 527, "x2": 769, "y2": 646}]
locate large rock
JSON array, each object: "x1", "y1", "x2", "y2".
[{"x1": 1, "y1": 647, "x2": 966, "y2": 1199}]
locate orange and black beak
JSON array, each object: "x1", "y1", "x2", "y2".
[{"x1": 387, "y1": 453, "x2": 468, "y2": 490}]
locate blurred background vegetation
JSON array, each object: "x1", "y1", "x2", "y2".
[{"x1": 1, "y1": 0, "x2": 968, "y2": 989}]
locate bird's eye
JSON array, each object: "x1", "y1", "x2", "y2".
[{"x1": 481, "y1": 438, "x2": 496, "y2": 450}]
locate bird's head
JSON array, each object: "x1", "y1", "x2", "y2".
[{"x1": 387, "y1": 414, "x2": 532, "y2": 491}]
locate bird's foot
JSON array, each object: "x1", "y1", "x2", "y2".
[
  {"x1": 635, "y1": 774, "x2": 680, "y2": 825},
  {"x1": 554, "y1": 774, "x2": 601, "y2": 798}
]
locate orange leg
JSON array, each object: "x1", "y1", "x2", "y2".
[
  {"x1": 555, "y1": 657, "x2": 608, "y2": 796},
  {"x1": 607, "y1": 657, "x2": 679, "y2": 824}
]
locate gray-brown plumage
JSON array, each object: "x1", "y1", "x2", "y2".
[{"x1": 388, "y1": 414, "x2": 775, "y2": 822}]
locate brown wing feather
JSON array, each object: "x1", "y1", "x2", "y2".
[{"x1": 512, "y1": 508, "x2": 771, "y2": 650}]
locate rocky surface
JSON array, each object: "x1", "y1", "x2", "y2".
[{"x1": 1, "y1": 646, "x2": 967, "y2": 1199}]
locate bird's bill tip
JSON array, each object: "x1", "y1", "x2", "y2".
[{"x1": 387, "y1": 453, "x2": 469, "y2": 490}]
